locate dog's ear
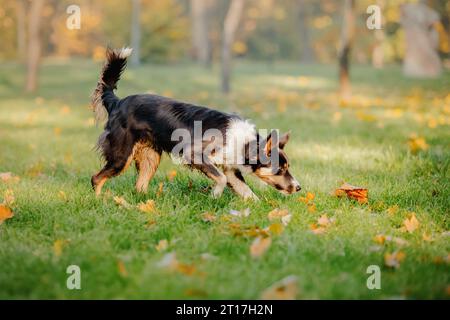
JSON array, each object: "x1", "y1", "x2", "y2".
[
  {"x1": 279, "y1": 131, "x2": 290, "y2": 149},
  {"x1": 264, "y1": 130, "x2": 277, "y2": 156}
]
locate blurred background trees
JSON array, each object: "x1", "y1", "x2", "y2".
[{"x1": 0, "y1": 0, "x2": 448, "y2": 92}]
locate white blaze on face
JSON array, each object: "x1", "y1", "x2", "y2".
[{"x1": 222, "y1": 119, "x2": 256, "y2": 165}]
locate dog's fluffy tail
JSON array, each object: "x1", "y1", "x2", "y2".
[{"x1": 91, "y1": 47, "x2": 133, "y2": 122}]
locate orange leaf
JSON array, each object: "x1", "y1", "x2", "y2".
[
  {"x1": 167, "y1": 170, "x2": 177, "y2": 181},
  {"x1": 334, "y1": 182, "x2": 368, "y2": 204},
  {"x1": 117, "y1": 260, "x2": 128, "y2": 277},
  {"x1": 310, "y1": 223, "x2": 326, "y2": 235},
  {"x1": 384, "y1": 251, "x2": 406, "y2": 269},
  {"x1": 267, "y1": 208, "x2": 289, "y2": 221},
  {"x1": 306, "y1": 192, "x2": 315, "y2": 201},
  {"x1": 201, "y1": 212, "x2": 216, "y2": 222},
  {"x1": 138, "y1": 199, "x2": 156, "y2": 213},
  {"x1": 0, "y1": 172, "x2": 20, "y2": 183},
  {"x1": 250, "y1": 237, "x2": 272, "y2": 258},
  {"x1": 113, "y1": 196, "x2": 131, "y2": 209},
  {"x1": 260, "y1": 275, "x2": 298, "y2": 300},
  {"x1": 0, "y1": 205, "x2": 13, "y2": 224},
  {"x1": 155, "y1": 239, "x2": 169, "y2": 252},
  {"x1": 403, "y1": 213, "x2": 420, "y2": 233},
  {"x1": 267, "y1": 223, "x2": 284, "y2": 236}
]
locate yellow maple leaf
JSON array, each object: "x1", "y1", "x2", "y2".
[
  {"x1": 138, "y1": 199, "x2": 155, "y2": 213},
  {"x1": 373, "y1": 234, "x2": 386, "y2": 245},
  {"x1": 408, "y1": 134, "x2": 429, "y2": 154},
  {"x1": 267, "y1": 223, "x2": 284, "y2": 236},
  {"x1": 250, "y1": 237, "x2": 272, "y2": 258},
  {"x1": 403, "y1": 213, "x2": 420, "y2": 233},
  {"x1": 0, "y1": 205, "x2": 14, "y2": 224},
  {"x1": 261, "y1": 275, "x2": 298, "y2": 300},
  {"x1": 306, "y1": 192, "x2": 315, "y2": 201},
  {"x1": 155, "y1": 239, "x2": 169, "y2": 252}
]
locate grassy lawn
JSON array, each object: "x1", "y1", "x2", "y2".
[{"x1": 0, "y1": 59, "x2": 449, "y2": 299}]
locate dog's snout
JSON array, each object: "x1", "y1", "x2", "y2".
[{"x1": 295, "y1": 185, "x2": 301, "y2": 192}]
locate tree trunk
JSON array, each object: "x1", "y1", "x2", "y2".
[
  {"x1": 221, "y1": 0, "x2": 244, "y2": 94},
  {"x1": 16, "y1": 0, "x2": 27, "y2": 61},
  {"x1": 371, "y1": 0, "x2": 385, "y2": 69},
  {"x1": 191, "y1": 0, "x2": 212, "y2": 66},
  {"x1": 401, "y1": 2, "x2": 442, "y2": 78},
  {"x1": 25, "y1": 0, "x2": 45, "y2": 93},
  {"x1": 338, "y1": 0, "x2": 355, "y2": 100},
  {"x1": 297, "y1": 0, "x2": 314, "y2": 63},
  {"x1": 130, "y1": 0, "x2": 141, "y2": 67}
]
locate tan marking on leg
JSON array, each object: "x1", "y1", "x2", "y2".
[
  {"x1": 134, "y1": 142, "x2": 161, "y2": 193},
  {"x1": 224, "y1": 170, "x2": 258, "y2": 201},
  {"x1": 94, "y1": 177, "x2": 107, "y2": 196}
]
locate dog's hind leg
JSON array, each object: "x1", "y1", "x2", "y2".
[
  {"x1": 134, "y1": 142, "x2": 161, "y2": 193},
  {"x1": 224, "y1": 168, "x2": 259, "y2": 201},
  {"x1": 92, "y1": 133, "x2": 134, "y2": 196}
]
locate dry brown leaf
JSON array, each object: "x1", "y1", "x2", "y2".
[
  {"x1": 138, "y1": 199, "x2": 155, "y2": 213},
  {"x1": 155, "y1": 239, "x2": 169, "y2": 252},
  {"x1": 403, "y1": 213, "x2": 420, "y2": 233},
  {"x1": 384, "y1": 251, "x2": 406, "y2": 268},
  {"x1": 267, "y1": 208, "x2": 289, "y2": 221},
  {"x1": 334, "y1": 182, "x2": 368, "y2": 204},
  {"x1": 250, "y1": 237, "x2": 272, "y2": 258},
  {"x1": 0, "y1": 205, "x2": 14, "y2": 224},
  {"x1": 260, "y1": 275, "x2": 298, "y2": 300},
  {"x1": 113, "y1": 196, "x2": 131, "y2": 209},
  {"x1": 201, "y1": 212, "x2": 216, "y2": 222}
]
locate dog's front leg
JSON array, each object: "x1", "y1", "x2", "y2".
[
  {"x1": 193, "y1": 162, "x2": 227, "y2": 198},
  {"x1": 225, "y1": 169, "x2": 259, "y2": 201}
]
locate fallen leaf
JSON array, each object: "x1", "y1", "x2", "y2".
[
  {"x1": 3, "y1": 189, "x2": 14, "y2": 206},
  {"x1": 117, "y1": 260, "x2": 128, "y2": 277},
  {"x1": 250, "y1": 237, "x2": 272, "y2": 258},
  {"x1": 384, "y1": 251, "x2": 406, "y2": 269},
  {"x1": 387, "y1": 205, "x2": 399, "y2": 215},
  {"x1": 261, "y1": 275, "x2": 298, "y2": 300},
  {"x1": 113, "y1": 196, "x2": 131, "y2": 209},
  {"x1": 317, "y1": 214, "x2": 331, "y2": 227},
  {"x1": 54, "y1": 127, "x2": 62, "y2": 136},
  {"x1": 53, "y1": 239, "x2": 67, "y2": 257},
  {"x1": 267, "y1": 222, "x2": 284, "y2": 236},
  {"x1": 267, "y1": 208, "x2": 289, "y2": 221},
  {"x1": 310, "y1": 223, "x2": 326, "y2": 235},
  {"x1": 408, "y1": 134, "x2": 428, "y2": 154},
  {"x1": 138, "y1": 199, "x2": 155, "y2": 213},
  {"x1": 307, "y1": 203, "x2": 316, "y2": 213},
  {"x1": 156, "y1": 182, "x2": 164, "y2": 197},
  {"x1": 403, "y1": 213, "x2": 419, "y2": 233},
  {"x1": 167, "y1": 170, "x2": 177, "y2": 181},
  {"x1": 230, "y1": 208, "x2": 250, "y2": 217},
  {"x1": 0, "y1": 172, "x2": 20, "y2": 183},
  {"x1": 155, "y1": 239, "x2": 169, "y2": 252},
  {"x1": 306, "y1": 192, "x2": 315, "y2": 201},
  {"x1": 201, "y1": 212, "x2": 216, "y2": 222},
  {"x1": 58, "y1": 190, "x2": 67, "y2": 201},
  {"x1": 0, "y1": 205, "x2": 14, "y2": 224},
  {"x1": 373, "y1": 234, "x2": 386, "y2": 245},
  {"x1": 298, "y1": 196, "x2": 309, "y2": 204},
  {"x1": 281, "y1": 214, "x2": 292, "y2": 226},
  {"x1": 157, "y1": 252, "x2": 179, "y2": 270},
  {"x1": 334, "y1": 182, "x2": 368, "y2": 204},
  {"x1": 422, "y1": 232, "x2": 433, "y2": 242},
  {"x1": 176, "y1": 263, "x2": 197, "y2": 276}
]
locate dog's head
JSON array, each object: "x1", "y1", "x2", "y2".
[{"x1": 253, "y1": 131, "x2": 301, "y2": 195}]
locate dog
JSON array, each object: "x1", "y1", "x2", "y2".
[{"x1": 90, "y1": 48, "x2": 301, "y2": 200}]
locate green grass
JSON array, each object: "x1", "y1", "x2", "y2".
[{"x1": 0, "y1": 59, "x2": 449, "y2": 299}]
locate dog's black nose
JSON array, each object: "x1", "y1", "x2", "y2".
[{"x1": 295, "y1": 185, "x2": 301, "y2": 192}]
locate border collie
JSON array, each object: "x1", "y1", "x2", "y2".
[{"x1": 91, "y1": 48, "x2": 301, "y2": 200}]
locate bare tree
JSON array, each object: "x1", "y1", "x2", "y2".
[
  {"x1": 221, "y1": 0, "x2": 244, "y2": 94},
  {"x1": 298, "y1": 0, "x2": 314, "y2": 63},
  {"x1": 130, "y1": 0, "x2": 141, "y2": 67},
  {"x1": 191, "y1": 0, "x2": 212, "y2": 66},
  {"x1": 25, "y1": 0, "x2": 45, "y2": 93},
  {"x1": 16, "y1": 0, "x2": 27, "y2": 61},
  {"x1": 338, "y1": 0, "x2": 355, "y2": 100}
]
